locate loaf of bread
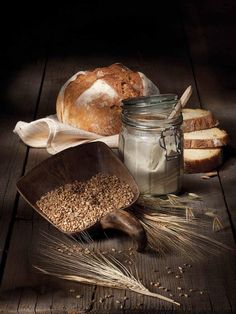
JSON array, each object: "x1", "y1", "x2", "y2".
[
  {"x1": 56, "y1": 63, "x2": 159, "y2": 136},
  {"x1": 182, "y1": 108, "x2": 218, "y2": 132}
]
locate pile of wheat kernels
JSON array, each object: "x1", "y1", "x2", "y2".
[{"x1": 36, "y1": 173, "x2": 134, "y2": 232}]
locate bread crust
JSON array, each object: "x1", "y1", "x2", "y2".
[
  {"x1": 56, "y1": 63, "x2": 159, "y2": 136},
  {"x1": 183, "y1": 109, "x2": 218, "y2": 133},
  {"x1": 184, "y1": 149, "x2": 222, "y2": 173}
]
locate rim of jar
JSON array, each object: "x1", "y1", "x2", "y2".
[
  {"x1": 122, "y1": 94, "x2": 177, "y2": 108},
  {"x1": 121, "y1": 94, "x2": 183, "y2": 129}
]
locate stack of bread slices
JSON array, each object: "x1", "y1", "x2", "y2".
[{"x1": 183, "y1": 108, "x2": 228, "y2": 173}]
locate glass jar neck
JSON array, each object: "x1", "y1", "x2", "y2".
[{"x1": 121, "y1": 94, "x2": 182, "y2": 129}]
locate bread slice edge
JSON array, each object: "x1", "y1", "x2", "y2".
[
  {"x1": 184, "y1": 128, "x2": 228, "y2": 148},
  {"x1": 184, "y1": 148, "x2": 222, "y2": 173},
  {"x1": 183, "y1": 109, "x2": 219, "y2": 133}
]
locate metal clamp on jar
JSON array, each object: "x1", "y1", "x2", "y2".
[{"x1": 119, "y1": 94, "x2": 183, "y2": 196}]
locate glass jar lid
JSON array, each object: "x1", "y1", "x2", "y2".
[
  {"x1": 121, "y1": 94, "x2": 182, "y2": 129},
  {"x1": 122, "y1": 94, "x2": 177, "y2": 108}
]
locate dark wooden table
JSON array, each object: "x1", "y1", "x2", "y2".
[{"x1": 0, "y1": 1, "x2": 236, "y2": 313}]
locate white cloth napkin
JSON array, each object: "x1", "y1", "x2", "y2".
[{"x1": 13, "y1": 115, "x2": 119, "y2": 154}]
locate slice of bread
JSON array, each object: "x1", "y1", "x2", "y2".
[
  {"x1": 184, "y1": 148, "x2": 222, "y2": 173},
  {"x1": 183, "y1": 108, "x2": 218, "y2": 132},
  {"x1": 184, "y1": 127, "x2": 228, "y2": 149}
]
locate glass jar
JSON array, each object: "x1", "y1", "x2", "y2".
[{"x1": 119, "y1": 94, "x2": 183, "y2": 196}]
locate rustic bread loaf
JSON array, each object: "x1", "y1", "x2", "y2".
[
  {"x1": 184, "y1": 148, "x2": 222, "y2": 173},
  {"x1": 182, "y1": 108, "x2": 218, "y2": 133},
  {"x1": 184, "y1": 127, "x2": 228, "y2": 149},
  {"x1": 56, "y1": 63, "x2": 159, "y2": 136}
]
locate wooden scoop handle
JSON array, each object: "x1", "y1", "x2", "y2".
[
  {"x1": 100, "y1": 209, "x2": 147, "y2": 252},
  {"x1": 180, "y1": 85, "x2": 192, "y2": 108}
]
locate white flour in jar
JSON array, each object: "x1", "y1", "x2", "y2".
[{"x1": 120, "y1": 129, "x2": 182, "y2": 195}]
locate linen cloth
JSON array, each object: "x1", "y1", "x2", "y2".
[{"x1": 13, "y1": 115, "x2": 119, "y2": 154}]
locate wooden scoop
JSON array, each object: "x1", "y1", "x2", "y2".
[{"x1": 17, "y1": 142, "x2": 147, "y2": 251}]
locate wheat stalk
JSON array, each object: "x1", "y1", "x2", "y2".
[
  {"x1": 137, "y1": 194, "x2": 198, "y2": 223},
  {"x1": 33, "y1": 232, "x2": 180, "y2": 306},
  {"x1": 132, "y1": 205, "x2": 230, "y2": 260},
  {"x1": 138, "y1": 194, "x2": 226, "y2": 231}
]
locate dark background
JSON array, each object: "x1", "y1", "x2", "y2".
[{"x1": 0, "y1": 0, "x2": 236, "y2": 115}]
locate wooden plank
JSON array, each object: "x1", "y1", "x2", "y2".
[
  {"x1": 90, "y1": 233, "x2": 127, "y2": 313},
  {"x1": 180, "y1": 2, "x2": 236, "y2": 312},
  {"x1": 183, "y1": 174, "x2": 236, "y2": 312},
  {"x1": 48, "y1": 223, "x2": 95, "y2": 314},
  {"x1": 0, "y1": 60, "x2": 46, "y2": 268},
  {"x1": 0, "y1": 220, "x2": 34, "y2": 292},
  {"x1": 18, "y1": 289, "x2": 37, "y2": 314},
  {"x1": 0, "y1": 207, "x2": 52, "y2": 312},
  {"x1": 35, "y1": 290, "x2": 52, "y2": 314},
  {"x1": 179, "y1": 0, "x2": 236, "y2": 236},
  {"x1": 0, "y1": 289, "x2": 21, "y2": 314},
  {"x1": 0, "y1": 219, "x2": 95, "y2": 314},
  {"x1": 34, "y1": 223, "x2": 95, "y2": 314},
  {"x1": 0, "y1": 219, "x2": 35, "y2": 314},
  {"x1": 50, "y1": 281, "x2": 95, "y2": 314}
]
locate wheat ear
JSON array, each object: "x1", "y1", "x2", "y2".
[{"x1": 33, "y1": 232, "x2": 180, "y2": 306}]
